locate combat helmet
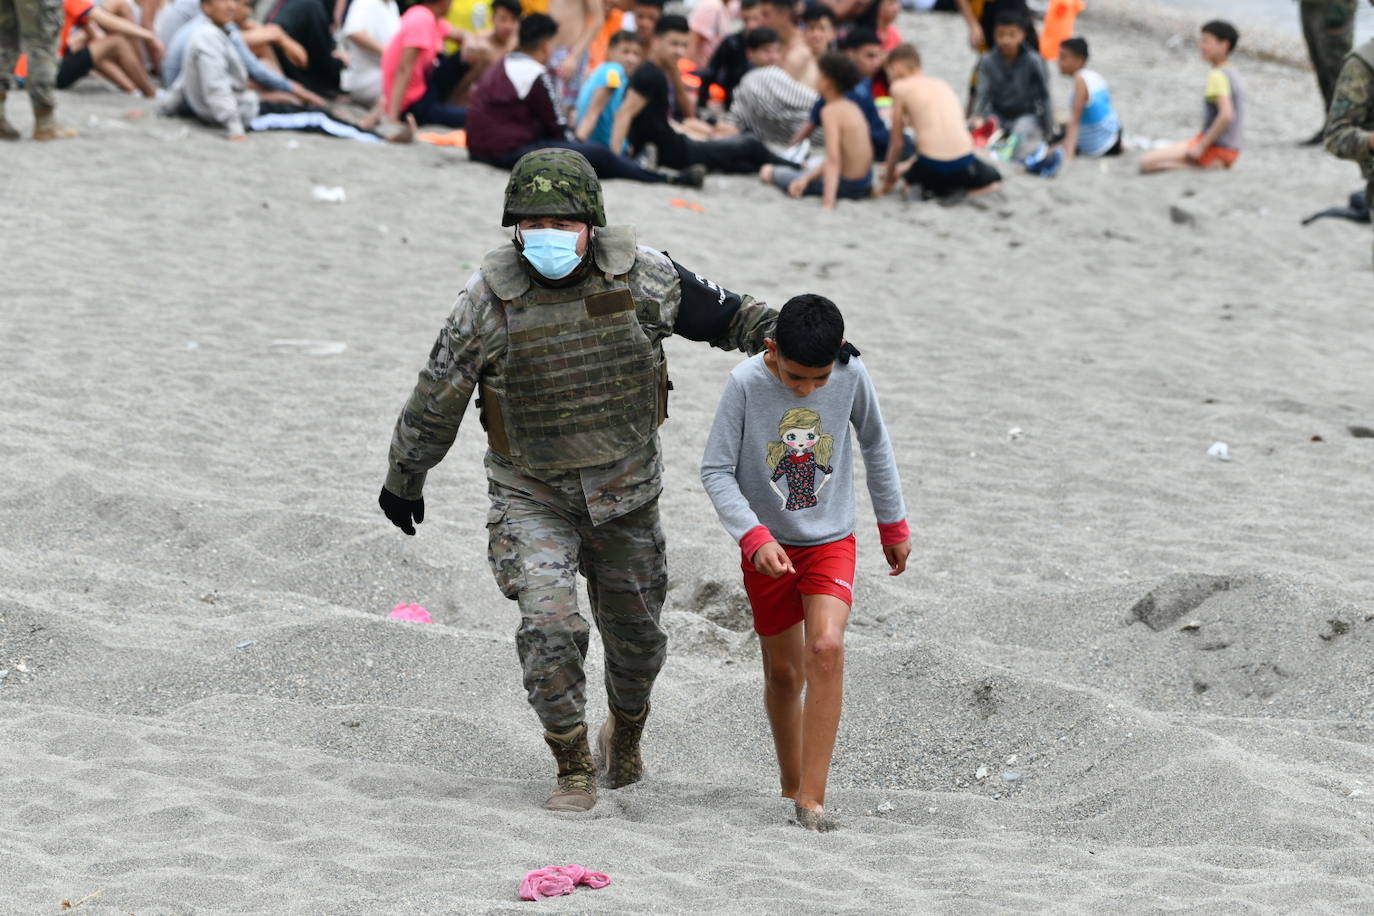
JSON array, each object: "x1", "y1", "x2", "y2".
[{"x1": 502, "y1": 149, "x2": 607, "y2": 227}]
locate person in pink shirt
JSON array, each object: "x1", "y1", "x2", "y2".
[
  {"x1": 381, "y1": 0, "x2": 470, "y2": 128},
  {"x1": 688, "y1": 0, "x2": 738, "y2": 68}
]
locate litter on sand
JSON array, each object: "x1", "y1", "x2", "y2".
[
  {"x1": 311, "y1": 185, "x2": 347, "y2": 203},
  {"x1": 668, "y1": 198, "x2": 705, "y2": 213},
  {"x1": 1206, "y1": 441, "x2": 1231, "y2": 461},
  {"x1": 519, "y1": 865, "x2": 611, "y2": 901},
  {"x1": 269, "y1": 339, "x2": 348, "y2": 356}
]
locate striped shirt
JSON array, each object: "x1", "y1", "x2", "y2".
[{"x1": 725, "y1": 65, "x2": 819, "y2": 148}]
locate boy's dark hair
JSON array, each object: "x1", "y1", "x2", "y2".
[
  {"x1": 839, "y1": 26, "x2": 880, "y2": 51},
  {"x1": 776, "y1": 294, "x2": 845, "y2": 368},
  {"x1": 1201, "y1": 19, "x2": 1239, "y2": 52},
  {"x1": 492, "y1": 0, "x2": 522, "y2": 18},
  {"x1": 1059, "y1": 36, "x2": 1088, "y2": 60},
  {"x1": 886, "y1": 42, "x2": 920, "y2": 68},
  {"x1": 608, "y1": 29, "x2": 644, "y2": 49},
  {"x1": 654, "y1": 13, "x2": 688, "y2": 35},
  {"x1": 801, "y1": 4, "x2": 836, "y2": 26},
  {"x1": 993, "y1": 9, "x2": 1028, "y2": 31},
  {"x1": 744, "y1": 26, "x2": 781, "y2": 51},
  {"x1": 636, "y1": 0, "x2": 665, "y2": 8},
  {"x1": 740, "y1": 0, "x2": 760, "y2": 7},
  {"x1": 518, "y1": 13, "x2": 557, "y2": 50},
  {"x1": 760, "y1": 0, "x2": 795, "y2": 12},
  {"x1": 817, "y1": 50, "x2": 861, "y2": 92}
]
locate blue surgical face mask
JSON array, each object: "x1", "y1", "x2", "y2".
[{"x1": 518, "y1": 227, "x2": 585, "y2": 280}]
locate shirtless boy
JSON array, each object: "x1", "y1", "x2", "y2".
[
  {"x1": 760, "y1": 51, "x2": 873, "y2": 208},
  {"x1": 756, "y1": 0, "x2": 813, "y2": 87},
  {"x1": 879, "y1": 43, "x2": 1001, "y2": 200}
]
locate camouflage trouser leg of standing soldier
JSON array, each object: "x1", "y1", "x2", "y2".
[
  {"x1": 0, "y1": 0, "x2": 62, "y2": 109},
  {"x1": 1301, "y1": 0, "x2": 1358, "y2": 110},
  {"x1": 486, "y1": 483, "x2": 669, "y2": 733}
]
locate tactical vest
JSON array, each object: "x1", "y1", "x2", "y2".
[{"x1": 477, "y1": 226, "x2": 668, "y2": 471}]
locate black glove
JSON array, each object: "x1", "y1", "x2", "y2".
[
  {"x1": 379, "y1": 487, "x2": 424, "y2": 536},
  {"x1": 837, "y1": 341, "x2": 861, "y2": 364}
]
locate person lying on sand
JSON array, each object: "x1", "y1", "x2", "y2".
[{"x1": 701, "y1": 294, "x2": 911, "y2": 832}]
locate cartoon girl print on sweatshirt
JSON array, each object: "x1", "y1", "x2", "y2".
[{"x1": 766, "y1": 407, "x2": 835, "y2": 511}]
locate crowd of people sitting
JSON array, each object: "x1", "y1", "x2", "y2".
[{"x1": 11, "y1": 0, "x2": 1246, "y2": 203}]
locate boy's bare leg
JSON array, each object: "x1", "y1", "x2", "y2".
[
  {"x1": 92, "y1": 35, "x2": 156, "y2": 95},
  {"x1": 1139, "y1": 141, "x2": 1194, "y2": 174},
  {"x1": 794, "y1": 593, "x2": 850, "y2": 828},
  {"x1": 759, "y1": 164, "x2": 776, "y2": 184},
  {"x1": 758, "y1": 624, "x2": 806, "y2": 798}
]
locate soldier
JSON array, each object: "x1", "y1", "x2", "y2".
[
  {"x1": 0, "y1": 0, "x2": 75, "y2": 139},
  {"x1": 1324, "y1": 30, "x2": 1374, "y2": 267},
  {"x1": 1300, "y1": 0, "x2": 1359, "y2": 144},
  {"x1": 378, "y1": 148, "x2": 776, "y2": 812}
]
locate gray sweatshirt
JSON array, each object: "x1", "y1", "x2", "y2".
[
  {"x1": 161, "y1": 19, "x2": 260, "y2": 137},
  {"x1": 973, "y1": 45, "x2": 1052, "y2": 136},
  {"x1": 700, "y1": 354, "x2": 908, "y2": 551}
]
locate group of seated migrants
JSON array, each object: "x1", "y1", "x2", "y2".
[{"x1": 27, "y1": 0, "x2": 1244, "y2": 202}]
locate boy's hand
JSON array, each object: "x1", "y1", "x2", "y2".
[
  {"x1": 882, "y1": 539, "x2": 911, "y2": 576},
  {"x1": 752, "y1": 541, "x2": 795, "y2": 579},
  {"x1": 1185, "y1": 141, "x2": 1205, "y2": 162}
]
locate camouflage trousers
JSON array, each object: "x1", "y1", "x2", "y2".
[
  {"x1": 0, "y1": 0, "x2": 61, "y2": 109},
  {"x1": 1302, "y1": 0, "x2": 1358, "y2": 110},
  {"x1": 486, "y1": 477, "x2": 669, "y2": 734}
]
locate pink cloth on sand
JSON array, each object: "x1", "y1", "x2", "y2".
[
  {"x1": 519, "y1": 864, "x2": 612, "y2": 901},
  {"x1": 388, "y1": 602, "x2": 431, "y2": 623}
]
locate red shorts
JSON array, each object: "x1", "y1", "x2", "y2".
[
  {"x1": 740, "y1": 535, "x2": 856, "y2": 637},
  {"x1": 1192, "y1": 134, "x2": 1239, "y2": 168}
]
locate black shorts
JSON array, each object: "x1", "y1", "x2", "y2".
[
  {"x1": 904, "y1": 153, "x2": 1002, "y2": 199},
  {"x1": 56, "y1": 47, "x2": 94, "y2": 90}
]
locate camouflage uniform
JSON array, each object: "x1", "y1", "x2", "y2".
[
  {"x1": 1323, "y1": 38, "x2": 1374, "y2": 266},
  {"x1": 1301, "y1": 0, "x2": 1359, "y2": 113},
  {"x1": 384, "y1": 154, "x2": 774, "y2": 735},
  {"x1": 0, "y1": 0, "x2": 62, "y2": 115}
]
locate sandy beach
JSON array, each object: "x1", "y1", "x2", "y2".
[{"x1": 3, "y1": 3, "x2": 1373, "y2": 913}]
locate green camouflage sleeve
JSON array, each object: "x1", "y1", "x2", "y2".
[
  {"x1": 1324, "y1": 55, "x2": 1374, "y2": 171},
  {"x1": 384, "y1": 275, "x2": 493, "y2": 499}
]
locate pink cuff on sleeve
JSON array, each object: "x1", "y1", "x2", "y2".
[
  {"x1": 739, "y1": 525, "x2": 775, "y2": 562},
  {"x1": 877, "y1": 519, "x2": 910, "y2": 546}
]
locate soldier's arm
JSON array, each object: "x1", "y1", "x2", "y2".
[
  {"x1": 383, "y1": 278, "x2": 491, "y2": 500},
  {"x1": 1324, "y1": 57, "x2": 1374, "y2": 163},
  {"x1": 667, "y1": 260, "x2": 776, "y2": 355}
]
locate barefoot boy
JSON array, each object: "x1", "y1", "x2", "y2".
[
  {"x1": 1140, "y1": 20, "x2": 1243, "y2": 173},
  {"x1": 880, "y1": 43, "x2": 1001, "y2": 200},
  {"x1": 759, "y1": 51, "x2": 873, "y2": 207},
  {"x1": 700, "y1": 294, "x2": 912, "y2": 831}
]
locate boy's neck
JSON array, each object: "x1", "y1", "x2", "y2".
[
  {"x1": 820, "y1": 87, "x2": 843, "y2": 102},
  {"x1": 998, "y1": 48, "x2": 1020, "y2": 63},
  {"x1": 1209, "y1": 54, "x2": 1229, "y2": 68}
]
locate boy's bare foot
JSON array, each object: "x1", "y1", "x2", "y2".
[
  {"x1": 759, "y1": 164, "x2": 775, "y2": 184},
  {"x1": 794, "y1": 801, "x2": 838, "y2": 832},
  {"x1": 381, "y1": 114, "x2": 416, "y2": 144}
]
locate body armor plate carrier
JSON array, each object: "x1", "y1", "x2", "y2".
[{"x1": 478, "y1": 229, "x2": 667, "y2": 471}]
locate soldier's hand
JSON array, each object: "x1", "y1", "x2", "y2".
[
  {"x1": 752, "y1": 541, "x2": 795, "y2": 579},
  {"x1": 379, "y1": 487, "x2": 425, "y2": 535}
]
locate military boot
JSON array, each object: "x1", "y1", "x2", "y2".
[
  {"x1": 32, "y1": 104, "x2": 76, "y2": 141},
  {"x1": 598, "y1": 703, "x2": 648, "y2": 789},
  {"x1": 543, "y1": 724, "x2": 597, "y2": 812}
]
